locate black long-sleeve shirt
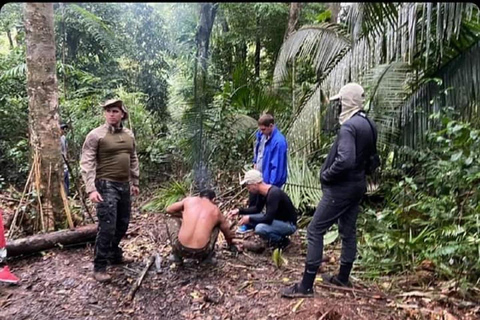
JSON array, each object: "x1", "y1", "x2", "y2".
[
  {"x1": 238, "y1": 186, "x2": 297, "y2": 225},
  {"x1": 320, "y1": 112, "x2": 377, "y2": 191}
]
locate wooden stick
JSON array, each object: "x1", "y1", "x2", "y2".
[
  {"x1": 218, "y1": 187, "x2": 245, "y2": 211},
  {"x1": 8, "y1": 156, "x2": 35, "y2": 238},
  {"x1": 316, "y1": 283, "x2": 387, "y2": 298},
  {"x1": 59, "y1": 178, "x2": 74, "y2": 230},
  {"x1": 34, "y1": 151, "x2": 43, "y2": 225},
  {"x1": 126, "y1": 255, "x2": 155, "y2": 301},
  {"x1": 62, "y1": 153, "x2": 94, "y2": 223},
  {"x1": 0, "y1": 195, "x2": 21, "y2": 202}
]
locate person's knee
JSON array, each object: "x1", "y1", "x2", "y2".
[{"x1": 254, "y1": 224, "x2": 269, "y2": 236}]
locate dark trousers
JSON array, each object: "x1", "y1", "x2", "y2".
[
  {"x1": 64, "y1": 169, "x2": 69, "y2": 196},
  {"x1": 94, "y1": 180, "x2": 131, "y2": 271},
  {"x1": 305, "y1": 188, "x2": 363, "y2": 273}
]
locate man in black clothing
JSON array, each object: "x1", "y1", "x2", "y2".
[
  {"x1": 229, "y1": 169, "x2": 297, "y2": 248},
  {"x1": 281, "y1": 83, "x2": 378, "y2": 298}
]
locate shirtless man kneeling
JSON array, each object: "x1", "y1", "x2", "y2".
[{"x1": 166, "y1": 189, "x2": 236, "y2": 264}]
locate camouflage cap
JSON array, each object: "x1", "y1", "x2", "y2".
[{"x1": 101, "y1": 99, "x2": 128, "y2": 119}]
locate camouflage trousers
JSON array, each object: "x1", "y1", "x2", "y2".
[
  {"x1": 172, "y1": 227, "x2": 220, "y2": 261},
  {"x1": 94, "y1": 180, "x2": 131, "y2": 271}
]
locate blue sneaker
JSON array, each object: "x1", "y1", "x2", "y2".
[{"x1": 236, "y1": 225, "x2": 253, "y2": 234}]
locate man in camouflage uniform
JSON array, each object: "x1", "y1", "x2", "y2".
[{"x1": 80, "y1": 99, "x2": 140, "y2": 282}]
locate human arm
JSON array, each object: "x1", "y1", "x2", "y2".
[
  {"x1": 266, "y1": 140, "x2": 288, "y2": 186},
  {"x1": 166, "y1": 199, "x2": 185, "y2": 217},
  {"x1": 218, "y1": 210, "x2": 235, "y2": 246},
  {"x1": 237, "y1": 195, "x2": 266, "y2": 215},
  {"x1": 320, "y1": 124, "x2": 356, "y2": 184},
  {"x1": 80, "y1": 131, "x2": 102, "y2": 202},
  {"x1": 247, "y1": 189, "x2": 279, "y2": 225},
  {"x1": 128, "y1": 130, "x2": 140, "y2": 194}
]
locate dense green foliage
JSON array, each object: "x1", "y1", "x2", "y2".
[
  {"x1": 359, "y1": 113, "x2": 480, "y2": 289},
  {"x1": 0, "y1": 3, "x2": 479, "y2": 287}
]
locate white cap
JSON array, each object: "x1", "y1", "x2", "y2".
[
  {"x1": 328, "y1": 83, "x2": 365, "y2": 105},
  {"x1": 240, "y1": 169, "x2": 263, "y2": 186}
]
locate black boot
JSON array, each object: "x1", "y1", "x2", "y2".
[{"x1": 281, "y1": 283, "x2": 314, "y2": 298}]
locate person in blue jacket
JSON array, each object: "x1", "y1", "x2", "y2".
[{"x1": 238, "y1": 114, "x2": 288, "y2": 233}]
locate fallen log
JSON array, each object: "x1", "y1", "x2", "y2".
[{"x1": 6, "y1": 224, "x2": 97, "y2": 257}]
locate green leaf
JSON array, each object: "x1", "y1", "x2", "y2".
[
  {"x1": 324, "y1": 230, "x2": 339, "y2": 245},
  {"x1": 450, "y1": 151, "x2": 463, "y2": 162}
]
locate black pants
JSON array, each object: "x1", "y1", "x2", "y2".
[
  {"x1": 94, "y1": 180, "x2": 131, "y2": 271},
  {"x1": 305, "y1": 188, "x2": 363, "y2": 272}
]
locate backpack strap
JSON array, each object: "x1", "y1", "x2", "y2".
[{"x1": 356, "y1": 112, "x2": 377, "y2": 154}]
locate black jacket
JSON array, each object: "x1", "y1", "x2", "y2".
[{"x1": 320, "y1": 112, "x2": 377, "y2": 193}]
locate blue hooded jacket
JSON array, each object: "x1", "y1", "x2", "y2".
[{"x1": 253, "y1": 126, "x2": 288, "y2": 187}]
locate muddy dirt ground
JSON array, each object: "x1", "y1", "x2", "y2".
[{"x1": 1, "y1": 210, "x2": 479, "y2": 320}]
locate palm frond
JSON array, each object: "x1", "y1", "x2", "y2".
[
  {"x1": 361, "y1": 61, "x2": 412, "y2": 150},
  {"x1": 273, "y1": 24, "x2": 351, "y2": 86},
  {"x1": 282, "y1": 3, "x2": 480, "y2": 158},
  {"x1": 398, "y1": 39, "x2": 480, "y2": 152},
  {"x1": 284, "y1": 156, "x2": 322, "y2": 211},
  {"x1": 0, "y1": 63, "x2": 26, "y2": 79},
  {"x1": 64, "y1": 4, "x2": 116, "y2": 50}
]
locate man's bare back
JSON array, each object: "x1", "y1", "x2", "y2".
[{"x1": 167, "y1": 195, "x2": 233, "y2": 249}]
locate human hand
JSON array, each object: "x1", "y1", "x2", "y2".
[
  {"x1": 131, "y1": 185, "x2": 140, "y2": 196},
  {"x1": 228, "y1": 208, "x2": 239, "y2": 218},
  {"x1": 89, "y1": 191, "x2": 103, "y2": 203},
  {"x1": 239, "y1": 215, "x2": 249, "y2": 225}
]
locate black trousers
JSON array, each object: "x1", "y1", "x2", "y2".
[
  {"x1": 305, "y1": 187, "x2": 363, "y2": 272},
  {"x1": 94, "y1": 180, "x2": 131, "y2": 271}
]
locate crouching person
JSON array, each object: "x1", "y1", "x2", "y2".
[
  {"x1": 229, "y1": 169, "x2": 297, "y2": 250},
  {"x1": 166, "y1": 189, "x2": 236, "y2": 265}
]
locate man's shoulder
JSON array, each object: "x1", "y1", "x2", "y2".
[
  {"x1": 122, "y1": 127, "x2": 135, "y2": 138},
  {"x1": 272, "y1": 129, "x2": 287, "y2": 145},
  {"x1": 267, "y1": 185, "x2": 283, "y2": 196},
  {"x1": 87, "y1": 124, "x2": 107, "y2": 137}
]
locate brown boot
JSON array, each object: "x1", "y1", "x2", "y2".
[
  {"x1": 110, "y1": 256, "x2": 135, "y2": 265},
  {"x1": 93, "y1": 271, "x2": 111, "y2": 283}
]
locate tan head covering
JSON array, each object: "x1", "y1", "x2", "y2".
[
  {"x1": 101, "y1": 99, "x2": 128, "y2": 120},
  {"x1": 240, "y1": 169, "x2": 263, "y2": 186},
  {"x1": 329, "y1": 83, "x2": 365, "y2": 125}
]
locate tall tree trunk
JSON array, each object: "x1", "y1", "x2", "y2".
[
  {"x1": 193, "y1": 2, "x2": 217, "y2": 191},
  {"x1": 255, "y1": 16, "x2": 261, "y2": 79},
  {"x1": 284, "y1": 2, "x2": 303, "y2": 41},
  {"x1": 220, "y1": 14, "x2": 233, "y2": 78},
  {"x1": 24, "y1": 3, "x2": 65, "y2": 231},
  {"x1": 328, "y1": 3, "x2": 341, "y2": 23}
]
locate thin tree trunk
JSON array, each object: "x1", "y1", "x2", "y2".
[
  {"x1": 24, "y1": 3, "x2": 64, "y2": 231},
  {"x1": 220, "y1": 15, "x2": 233, "y2": 77},
  {"x1": 255, "y1": 16, "x2": 261, "y2": 78},
  {"x1": 284, "y1": 2, "x2": 303, "y2": 41},
  {"x1": 193, "y1": 2, "x2": 217, "y2": 191},
  {"x1": 328, "y1": 2, "x2": 341, "y2": 23},
  {"x1": 6, "y1": 29, "x2": 14, "y2": 48}
]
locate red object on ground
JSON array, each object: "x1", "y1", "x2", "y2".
[
  {"x1": 0, "y1": 208, "x2": 20, "y2": 284},
  {"x1": 0, "y1": 266, "x2": 19, "y2": 284}
]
